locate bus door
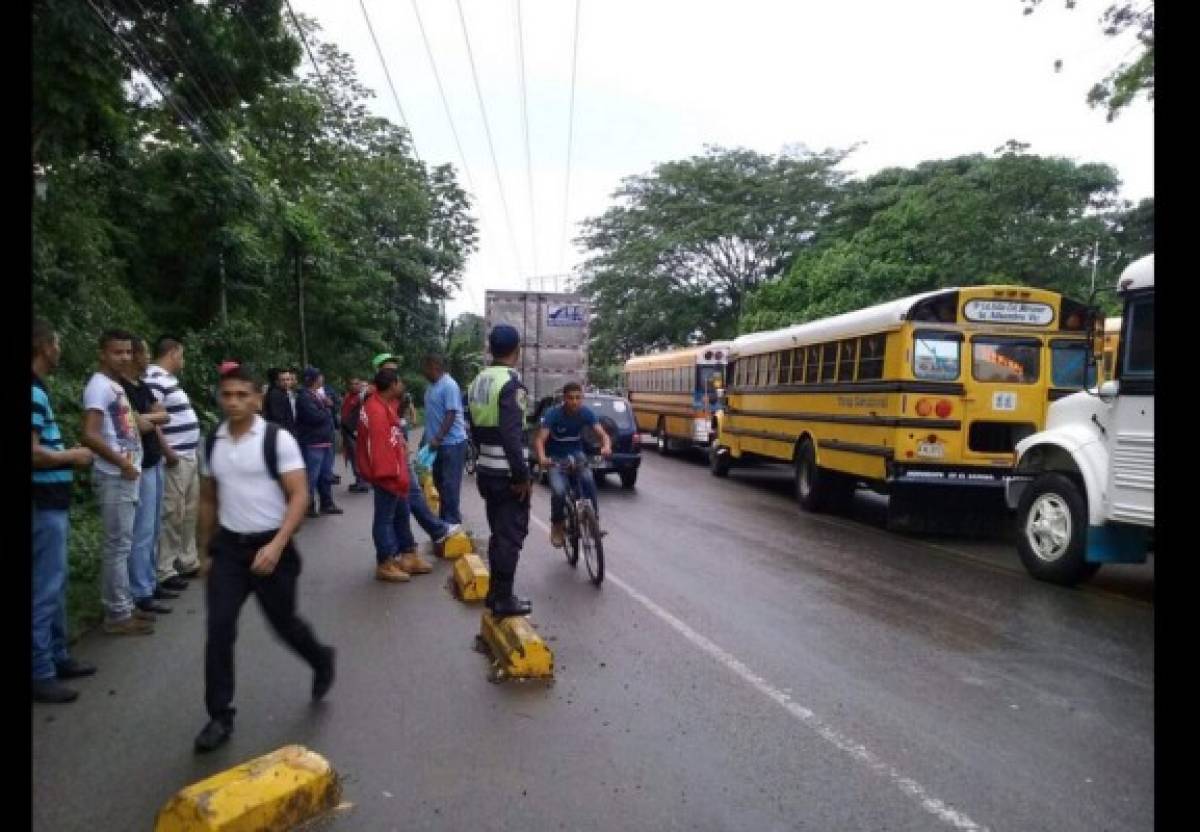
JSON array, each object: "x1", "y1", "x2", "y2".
[{"x1": 962, "y1": 334, "x2": 1044, "y2": 466}]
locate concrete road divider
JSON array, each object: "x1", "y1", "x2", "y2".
[
  {"x1": 440, "y1": 531, "x2": 475, "y2": 559},
  {"x1": 154, "y1": 745, "x2": 340, "y2": 832},
  {"x1": 475, "y1": 611, "x2": 554, "y2": 683},
  {"x1": 452, "y1": 553, "x2": 490, "y2": 602}
]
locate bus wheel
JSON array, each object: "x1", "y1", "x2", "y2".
[
  {"x1": 710, "y1": 445, "x2": 731, "y2": 478},
  {"x1": 656, "y1": 418, "x2": 673, "y2": 456},
  {"x1": 795, "y1": 439, "x2": 832, "y2": 512},
  {"x1": 1015, "y1": 472, "x2": 1099, "y2": 586}
]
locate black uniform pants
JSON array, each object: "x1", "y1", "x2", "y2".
[
  {"x1": 205, "y1": 528, "x2": 327, "y2": 721},
  {"x1": 477, "y1": 475, "x2": 529, "y2": 581}
]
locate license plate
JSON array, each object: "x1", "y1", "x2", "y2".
[{"x1": 917, "y1": 442, "x2": 945, "y2": 459}]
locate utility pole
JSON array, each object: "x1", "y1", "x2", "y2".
[
  {"x1": 296, "y1": 250, "x2": 309, "y2": 369},
  {"x1": 1090, "y1": 239, "x2": 1100, "y2": 294}
]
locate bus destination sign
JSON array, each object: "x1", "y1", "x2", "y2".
[{"x1": 962, "y1": 300, "x2": 1054, "y2": 326}]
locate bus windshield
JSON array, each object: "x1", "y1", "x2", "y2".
[
  {"x1": 1050, "y1": 341, "x2": 1096, "y2": 389},
  {"x1": 972, "y1": 337, "x2": 1041, "y2": 384}
]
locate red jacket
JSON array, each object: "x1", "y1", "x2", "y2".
[{"x1": 356, "y1": 394, "x2": 410, "y2": 495}]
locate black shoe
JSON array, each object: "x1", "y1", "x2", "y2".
[
  {"x1": 54, "y1": 658, "x2": 97, "y2": 679},
  {"x1": 320, "y1": 504, "x2": 344, "y2": 515},
  {"x1": 194, "y1": 718, "x2": 233, "y2": 753},
  {"x1": 491, "y1": 594, "x2": 532, "y2": 618},
  {"x1": 331, "y1": 475, "x2": 342, "y2": 485},
  {"x1": 136, "y1": 598, "x2": 172, "y2": 615},
  {"x1": 161, "y1": 576, "x2": 190, "y2": 592},
  {"x1": 312, "y1": 646, "x2": 336, "y2": 701},
  {"x1": 306, "y1": 507, "x2": 321, "y2": 519},
  {"x1": 33, "y1": 678, "x2": 79, "y2": 704},
  {"x1": 175, "y1": 561, "x2": 200, "y2": 579},
  {"x1": 153, "y1": 587, "x2": 180, "y2": 600}
]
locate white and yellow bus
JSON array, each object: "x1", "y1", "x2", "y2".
[
  {"x1": 1098, "y1": 317, "x2": 1121, "y2": 383},
  {"x1": 623, "y1": 342, "x2": 731, "y2": 454},
  {"x1": 711, "y1": 286, "x2": 1094, "y2": 511}
]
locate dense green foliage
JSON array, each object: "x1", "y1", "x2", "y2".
[{"x1": 33, "y1": 1, "x2": 476, "y2": 632}]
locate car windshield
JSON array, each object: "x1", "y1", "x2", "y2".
[{"x1": 585, "y1": 398, "x2": 635, "y2": 430}]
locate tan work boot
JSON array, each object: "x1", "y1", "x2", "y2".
[
  {"x1": 375, "y1": 559, "x2": 411, "y2": 583},
  {"x1": 103, "y1": 616, "x2": 155, "y2": 635},
  {"x1": 398, "y1": 552, "x2": 433, "y2": 575},
  {"x1": 550, "y1": 522, "x2": 565, "y2": 548}
]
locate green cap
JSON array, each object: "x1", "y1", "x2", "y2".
[{"x1": 372, "y1": 352, "x2": 399, "y2": 370}]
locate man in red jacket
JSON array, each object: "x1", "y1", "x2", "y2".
[{"x1": 356, "y1": 369, "x2": 433, "y2": 582}]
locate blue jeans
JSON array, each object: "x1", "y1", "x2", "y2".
[
  {"x1": 371, "y1": 487, "x2": 416, "y2": 563},
  {"x1": 94, "y1": 470, "x2": 138, "y2": 621},
  {"x1": 432, "y1": 440, "x2": 466, "y2": 525},
  {"x1": 303, "y1": 446, "x2": 334, "y2": 509},
  {"x1": 32, "y1": 507, "x2": 72, "y2": 681},
  {"x1": 129, "y1": 462, "x2": 163, "y2": 601},
  {"x1": 549, "y1": 451, "x2": 598, "y2": 524},
  {"x1": 408, "y1": 459, "x2": 449, "y2": 541}
]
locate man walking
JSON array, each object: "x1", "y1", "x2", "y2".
[
  {"x1": 356, "y1": 368, "x2": 434, "y2": 582},
  {"x1": 81, "y1": 330, "x2": 154, "y2": 635},
  {"x1": 123, "y1": 336, "x2": 174, "y2": 616},
  {"x1": 194, "y1": 365, "x2": 335, "y2": 753},
  {"x1": 295, "y1": 367, "x2": 343, "y2": 518},
  {"x1": 421, "y1": 353, "x2": 468, "y2": 526},
  {"x1": 32, "y1": 319, "x2": 97, "y2": 702},
  {"x1": 146, "y1": 336, "x2": 202, "y2": 592},
  {"x1": 467, "y1": 326, "x2": 533, "y2": 617},
  {"x1": 263, "y1": 368, "x2": 297, "y2": 434}
]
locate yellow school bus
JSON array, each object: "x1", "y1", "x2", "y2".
[
  {"x1": 710, "y1": 286, "x2": 1093, "y2": 511},
  {"x1": 623, "y1": 342, "x2": 731, "y2": 453}
]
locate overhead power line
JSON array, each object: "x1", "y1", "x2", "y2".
[
  {"x1": 454, "y1": 0, "x2": 525, "y2": 280},
  {"x1": 560, "y1": 0, "x2": 582, "y2": 272},
  {"x1": 409, "y1": 0, "x2": 475, "y2": 192},
  {"x1": 283, "y1": 0, "x2": 339, "y2": 116},
  {"x1": 357, "y1": 0, "x2": 420, "y2": 160}
]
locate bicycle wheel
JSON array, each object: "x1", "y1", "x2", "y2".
[
  {"x1": 563, "y1": 498, "x2": 580, "y2": 567},
  {"x1": 579, "y1": 501, "x2": 605, "y2": 586}
]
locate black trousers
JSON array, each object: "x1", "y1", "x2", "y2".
[
  {"x1": 205, "y1": 528, "x2": 327, "y2": 721},
  {"x1": 476, "y1": 475, "x2": 529, "y2": 581}
]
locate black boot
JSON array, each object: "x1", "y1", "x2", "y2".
[{"x1": 489, "y1": 575, "x2": 531, "y2": 618}]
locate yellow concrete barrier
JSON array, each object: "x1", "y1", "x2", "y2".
[
  {"x1": 420, "y1": 471, "x2": 440, "y2": 516},
  {"x1": 154, "y1": 745, "x2": 340, "y2": 832},
  {"x1": 440, "y1": 531, "x2": 475, "y2": 559},
  {"x1": 476, "y1": 611, "x2": 554, "y2": 682},
  {"x1": 452, "y1": 553, "x2": 490, "y2": 602}
]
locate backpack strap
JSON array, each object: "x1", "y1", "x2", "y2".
[{"x1": 263, "y1": 422, "x2": 281, "y2": 483}]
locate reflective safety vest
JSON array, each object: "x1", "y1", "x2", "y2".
[{"x1": 468, "y1": 365, "x2": 528, "y2": 475}]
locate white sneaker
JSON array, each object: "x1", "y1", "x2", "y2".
[{"x1": 436, "y1": 524, "x2": 464, "y2": 544}]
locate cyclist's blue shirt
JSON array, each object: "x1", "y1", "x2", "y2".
[{"x1": 541, "y1": 404, "x2": 597, "y2": 458}]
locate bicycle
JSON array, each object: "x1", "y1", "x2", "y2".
[{"x1": 548, "y1": 456, "x2": 605, "y2": 586}]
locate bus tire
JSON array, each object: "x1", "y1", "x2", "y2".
[
  {"x1": 794, "y1": 439, "x2": 833, "y2": 513},
  {"x1": 710, "y1": 445, "x2": 731, "y2": 478},
  {"x1": 1015, "y1": 472, "x2": 1099, "y2": 586},
  {"x1": 656, "y1": 418, "x2": 674, "y2": 456}
]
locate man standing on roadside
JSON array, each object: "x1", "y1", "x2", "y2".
[
  {"x1": 421, "y1": 353, "x2": 468, "y2": 527},
  {"x1": 81, "y1": 330, "x2": 154, "y2": 635},
  {"x1": 193, "y1": 365, "x2": 335, "y2": 753},
  {"x1": 467, "y1": 326, "x2": 533, "y2": 617},
  {"x1": 146, "y1": 336, "x2": 202, "y2": 592},
  {"x1": 32, "y1": 319, "x2": 97, "y2": 702},
  {"x1": 122, "y1": 336, "x2": 174, "y2": 617},
  {"x1": 262, "y1": 368, "x2": 297, "y2": 434},
  {"x1": 340, "y1": 377, "x2": 370, "y2": 493},
  {"x1": 295, "y1": 367, "x2": 343, "y2": 518}
]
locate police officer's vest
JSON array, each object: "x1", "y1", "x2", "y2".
[{"x1": 469, "y1": 365, "x2": 527, "y2": 475}]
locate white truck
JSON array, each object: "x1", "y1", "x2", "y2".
[
  {"x1": 1005, "y1": 254, "x2": 1155, "y2": 585},
  {"x1": 483, "y1": 290, "x2": 590, "y2": 406}
]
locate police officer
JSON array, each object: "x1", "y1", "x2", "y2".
[{"x1": 467, "y1": 325, "x2": 533, "y2": 617}]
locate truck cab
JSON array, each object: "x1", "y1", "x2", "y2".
[{"x1": 1005, "y1": 254, "x2": 1154, "y2": 585}]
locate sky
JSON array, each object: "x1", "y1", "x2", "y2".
[{"x1": 291, "y1": 0, "x2": 1154, "y2": 321}]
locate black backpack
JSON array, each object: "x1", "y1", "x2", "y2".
[{"x1": 205, "y1": 421, "x2": 282, "y2": 485}]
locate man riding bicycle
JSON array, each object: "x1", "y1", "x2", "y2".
[{"x1": 533, "y1": 382, "x2": 612, "y2": 549}]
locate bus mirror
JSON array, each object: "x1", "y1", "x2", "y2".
[{"x1": 1098, "y1": 380, "x2": 1119, "y2": 400}]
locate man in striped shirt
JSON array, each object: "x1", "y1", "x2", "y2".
[
  {"x1": 32, "y1": 320, "x2": 96, "y2": 702},
  {"x1": 146, "y1": 336, "x2": 202, "y2": 590}
]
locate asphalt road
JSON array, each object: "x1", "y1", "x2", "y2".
[{"x1": 32, "y1": 446, "x2": 1153, "y2": 831}]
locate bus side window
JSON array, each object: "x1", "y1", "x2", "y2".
[
  {"x1": 858, "y1": 334, "x2": 886, "y2": 381},
  {"x1": 776, "y1": 350, "x2": 790, "y2": 385},
  {"x1": 820, "y1": 343, "x2": 837, "y2": 382},
  {"x1": 805, "y1": 346, "x2": 820, "y2": 383},
  {"x1": 757, "y1": 354, "x2": 770, "y2": 387},
  {"x1": 838, "y1": 340, "x2": 857, "y2": 382},
  {"x1": 791, "y1": 348, "x2": 805, "y2": 383}
]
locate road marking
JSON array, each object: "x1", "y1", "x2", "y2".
[{"x1": 528, "y1": 512, "x2": 989, "y2": 831}]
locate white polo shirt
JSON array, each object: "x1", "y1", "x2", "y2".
[{"x1": 199, "y1": 415, "x2": 306, "y2": 533}]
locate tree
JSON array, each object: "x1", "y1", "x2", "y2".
[
  {"x1": 1021, "y1": 1, "x2": 1153, "y2": 121},
  {"x1": 577, "y1": 145, "x2": 849, "y2": 365},
  {"x1": 741, "y1": 147, "x2": 1144, "y2": 332}
]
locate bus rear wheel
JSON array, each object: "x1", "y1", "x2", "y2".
[
  {"x1": 656, "y1": 418, "x2": 674, "y2": 456},
  {"x1": 1015, "y1": 472, "x2": 1099, "y2": 586},
  {"x1": 710, "y1": 445, "x2": 731, "y2": 478},
  {"x1": 795, "y1": 439, "x2": 852, "y2": 513}
]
